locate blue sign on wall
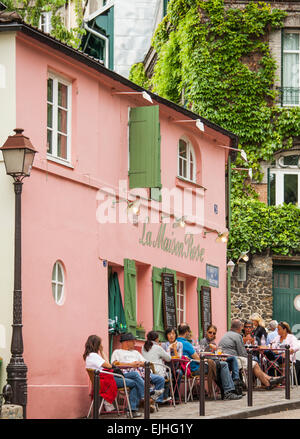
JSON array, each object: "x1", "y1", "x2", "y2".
[{"x1": 206, "y1": 264, "x2": 219, "y2": 288}]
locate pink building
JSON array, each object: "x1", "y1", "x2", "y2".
[{"x1": 0, "y1": 13, "x2": 238, "y2": 418}]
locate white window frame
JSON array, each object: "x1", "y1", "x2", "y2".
[
  {"x1": 269, "y1": 154, "x2": 300, "y2": 207},
  {"x1": 51, "y1": 261, "x2": 65, "y2": 306},
  {"x1": 176, "y1": 277, "x2": 186, "y2": 325},
  {"x1": 178, "y1": 137, "x2": 196, "y2": 183},
  {"x1": 47, "y1": 72, "x2": 72, "y2": 165},
  {"x1": 39, "y1": 11, "x2": 52, "y2": 34},
  {"x1": 282, "y1": 30, "x2": 300, "y2": 107}
]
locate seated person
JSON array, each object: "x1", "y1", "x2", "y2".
[
  {"x1": 218, "y1": 319, "x2": 285, "y2": 390},
  {"x1": 250, "y1": 313, "x2": 268, "y2": 345},
  {"x1": 161, "y1": 327, "x2": 183, "y2": 358},
  {"x1": 200, "y1": 324, "x2": 242, "y2": 394},
  {"x1": 142, "y1": 331, "x2": 172, "y2": 404},
  {"x1": 177, "y1": 324, "x2": 242, "y2": 400},
  {"x1": 83, "y1": 334, "x2": 142, "y2": 417},
  {"x1": 111, "y1": 332, "x2": 165, "y2": 407},
  {"x1": 265, "y1": 321, "x2": 300, "y2": 375},
  {"x1": 242, "y1": 320, "x2": 259, "y2": 362},
  {"x1": 242, "y1": 321, "x2": 256, "y2": 345},
  {"x1": 266, "y1": 320, "x2": 278, "y2": 345},
  {"x1": 161, "y1": 327, "x2": 184, "y2": 402}
]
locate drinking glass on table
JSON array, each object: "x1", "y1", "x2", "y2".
[{"x1": 198, "y1": 345, "x2": 204, "y2": 353}]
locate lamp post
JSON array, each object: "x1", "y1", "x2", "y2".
[{"x1": 0, "y1": 128, "x2": 37, "y2": 418}]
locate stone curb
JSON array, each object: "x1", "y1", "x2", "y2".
[{"x1": 202, "y1": 398, "x2": 300, "y2": 419}]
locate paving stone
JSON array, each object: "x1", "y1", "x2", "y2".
[{"x1": 96, "y1": 386, "x2": 300, "y2": 419}]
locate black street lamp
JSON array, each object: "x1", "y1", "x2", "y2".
[{"x1": 0, "y1": 128, "x2": 37, "y2": 418}]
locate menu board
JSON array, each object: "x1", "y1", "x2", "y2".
[
  {"x1": 201, "y1": 286, "x2": 212, "y2": 334},
  {"x1": 162, "y1": 272, "x2": 177, "y2": 330}
]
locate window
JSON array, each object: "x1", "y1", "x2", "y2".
[
  {"x1": 47, "y1": 73, "x2": 72, "y2": 163},
  {"x1": 177, "y1": 278, "x2": 185, "y2": 324},
  {"x1": 163, "y1": 0, "x2": 170, "y2": 16},
  {"x1": 52, "y1": 261, "x2": 65, "y2": 305},
  {"x1": 39, "y1": 12, "x2": 52, "y2": 34},
  {"x1": 269, "y1": 153, "x2": 300, "y2": 207},
  {"x1": 281, "y1": 31, "x2": 300, "y2": 106},
  {"x1": 178, "y1": 138, "x2": 196, "y2": 182}
]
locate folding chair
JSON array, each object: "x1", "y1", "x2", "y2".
[
  {"x1": 290, "y1": 362, "x2": 299, "y2": 388},
  {"x1": 184, "y1": 360, "x2": 218, "y2": 402},
  {"x1": 151, "y1": 362, "x2": 176, "y2": 407},
  {"x1": 86, "y1": 368, "x2": 132, "y2": 418}
]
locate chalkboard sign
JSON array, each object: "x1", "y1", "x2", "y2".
[
  {"x1": 161, "y1": 272, "x2": 177, "y2": 330},
  {"x1": 201, "y1": 286, "x2": 212, "y2": 334}
]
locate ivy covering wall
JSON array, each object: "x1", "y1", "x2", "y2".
[
  {"x1": 129, "y1": 0, "x2": 300, "y2": 259},
  {"x1": 2, "y1": 0, "x2": 85, "y2": 48}
]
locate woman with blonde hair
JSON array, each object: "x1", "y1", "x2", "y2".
[{"x1": 250, "y1": 313, "x2": 267, "y2": 345}]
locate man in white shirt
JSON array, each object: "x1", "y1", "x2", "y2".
[
  {"x1": 111, "y1": 333, "x2": 165, "y2": 407},
  {"x1": 266, "y1": 320, "x2": 278, "y2": 345}
]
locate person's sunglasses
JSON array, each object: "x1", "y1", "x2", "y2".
[
  {"x1": 244, "y1": 326, "x2": 252, "y2": 328},
  {"x1": 207, "y1": 331, "x2": 216, "y2": 335}
]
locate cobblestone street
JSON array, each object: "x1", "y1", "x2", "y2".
[{"x1": 96, "y1": 386, "x2": 300, "y2": 420}]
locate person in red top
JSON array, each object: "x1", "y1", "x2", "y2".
[{"x1": 83, "y1": 334, "x2": 142, "y2": 417}]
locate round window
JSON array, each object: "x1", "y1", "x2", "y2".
[{"x1": 52, "y1": 261, "x2": 65, "y2": 305}]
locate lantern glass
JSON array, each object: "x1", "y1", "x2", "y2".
[
  {"x1": 23, "y1": 149, "x2": 35, "y2": 176},
  {"x1": 2, "y1": 148, "x2": 35, "y2": 177}
]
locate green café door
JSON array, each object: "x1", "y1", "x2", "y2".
[{"x1": 273, "y1": 265, "x2": 300, "y2": 335}]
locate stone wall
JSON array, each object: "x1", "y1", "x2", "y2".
[{"x1": 231, "y1": 253, "x2": 273, "y2": 324}]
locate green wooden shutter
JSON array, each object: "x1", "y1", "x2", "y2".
[
  {"x1": 124, "y1": 259, "x2": 137, "y2": 335},
  {"x1": 152, "y1": 267, "x2": 165, "y2": 340},
  {"x1": 129, "y1": 106, "x2": 161, "y2": 189},
  {"x1": 197, "y1": 277, "x2": 210, "y2": 340}
]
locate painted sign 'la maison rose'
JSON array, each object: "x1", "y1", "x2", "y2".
[{"x1": 139, "y1": 222, "x2": 205, "y2": 262}]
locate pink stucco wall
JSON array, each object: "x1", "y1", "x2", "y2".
[{"x1": 14, "y1": 32, "x2": 231, "y2": 418}]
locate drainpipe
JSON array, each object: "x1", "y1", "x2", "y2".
[
  {"x1": 83, "y1": 21, "x2": 109, "y2": 68},
  {"x1": 227, "y1": 154, "x2": 232, "y2": 330}
]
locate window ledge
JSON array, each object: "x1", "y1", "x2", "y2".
[
  {"x1": 175, "y1": 176, "x2": 206, "y2": 191},
  {"x1": 47, "y1": 154, "x2": 74, "y2": 169}
]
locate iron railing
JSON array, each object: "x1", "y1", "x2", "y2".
[{"x1": 276, "y1": 87, "x2": 300, "y2": 106}]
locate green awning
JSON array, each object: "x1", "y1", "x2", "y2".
[{"x1": 108, "y1": 272, "x2": 127, "y2": 335}]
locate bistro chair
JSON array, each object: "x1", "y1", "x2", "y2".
[
  {"x1": 184, "y1": 360, "x2": 218, "y2": 402},
  {"x1": 290, "y1": 362, "x2": 299, "y2": 388},
  {"x1": 150, "y1": 362, "x2": 176, "y2": 407},
  {"x1": 86, "y1": 368, "x2": 132, "y2": 418}
]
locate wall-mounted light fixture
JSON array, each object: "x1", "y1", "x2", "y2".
[
  {"x1": 112, "y1": 198, "x2": 141, "y2": 216},
  {"x1": 173, "y1": 118, "x2": 205, "y2": 132},
  {"x1": 202, "y1": 229, "x2": 228, "y2": 243},
  {"x1": 173, "y1": 216, "x2": 186, "y2": 228},
  {"x1": 232, "y1": 167, "x2": 253, "y2": 180},
  {"x1": 237, "y1": 250, "x2": 249, "y2": 263},
  {"x1": 112, "y1": 90, "x2": 153, "y2": 103},
  {"x1": 127, "y1": 200, "x2": 140, "y2": 216},
  {"x1": 227, "y1": 248, "x2": 250, "y2": 263},
  {"x1": 217, "y1": 144, "x2": 248, "y2": 162},
  {"x1": 215, "y1": 231, "x2": 229, "y2": 243}
]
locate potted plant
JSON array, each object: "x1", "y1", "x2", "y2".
[{"x1": 136, "y1": 323, "x2": 146, "y2": 340}]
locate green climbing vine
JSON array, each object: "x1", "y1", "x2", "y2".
[
  {"x1": 2, "y1": 0, "x2": 85, "y2": 48},
  {"x1": 129, "y1": 0, "x2": 300, "y2": 258}
]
